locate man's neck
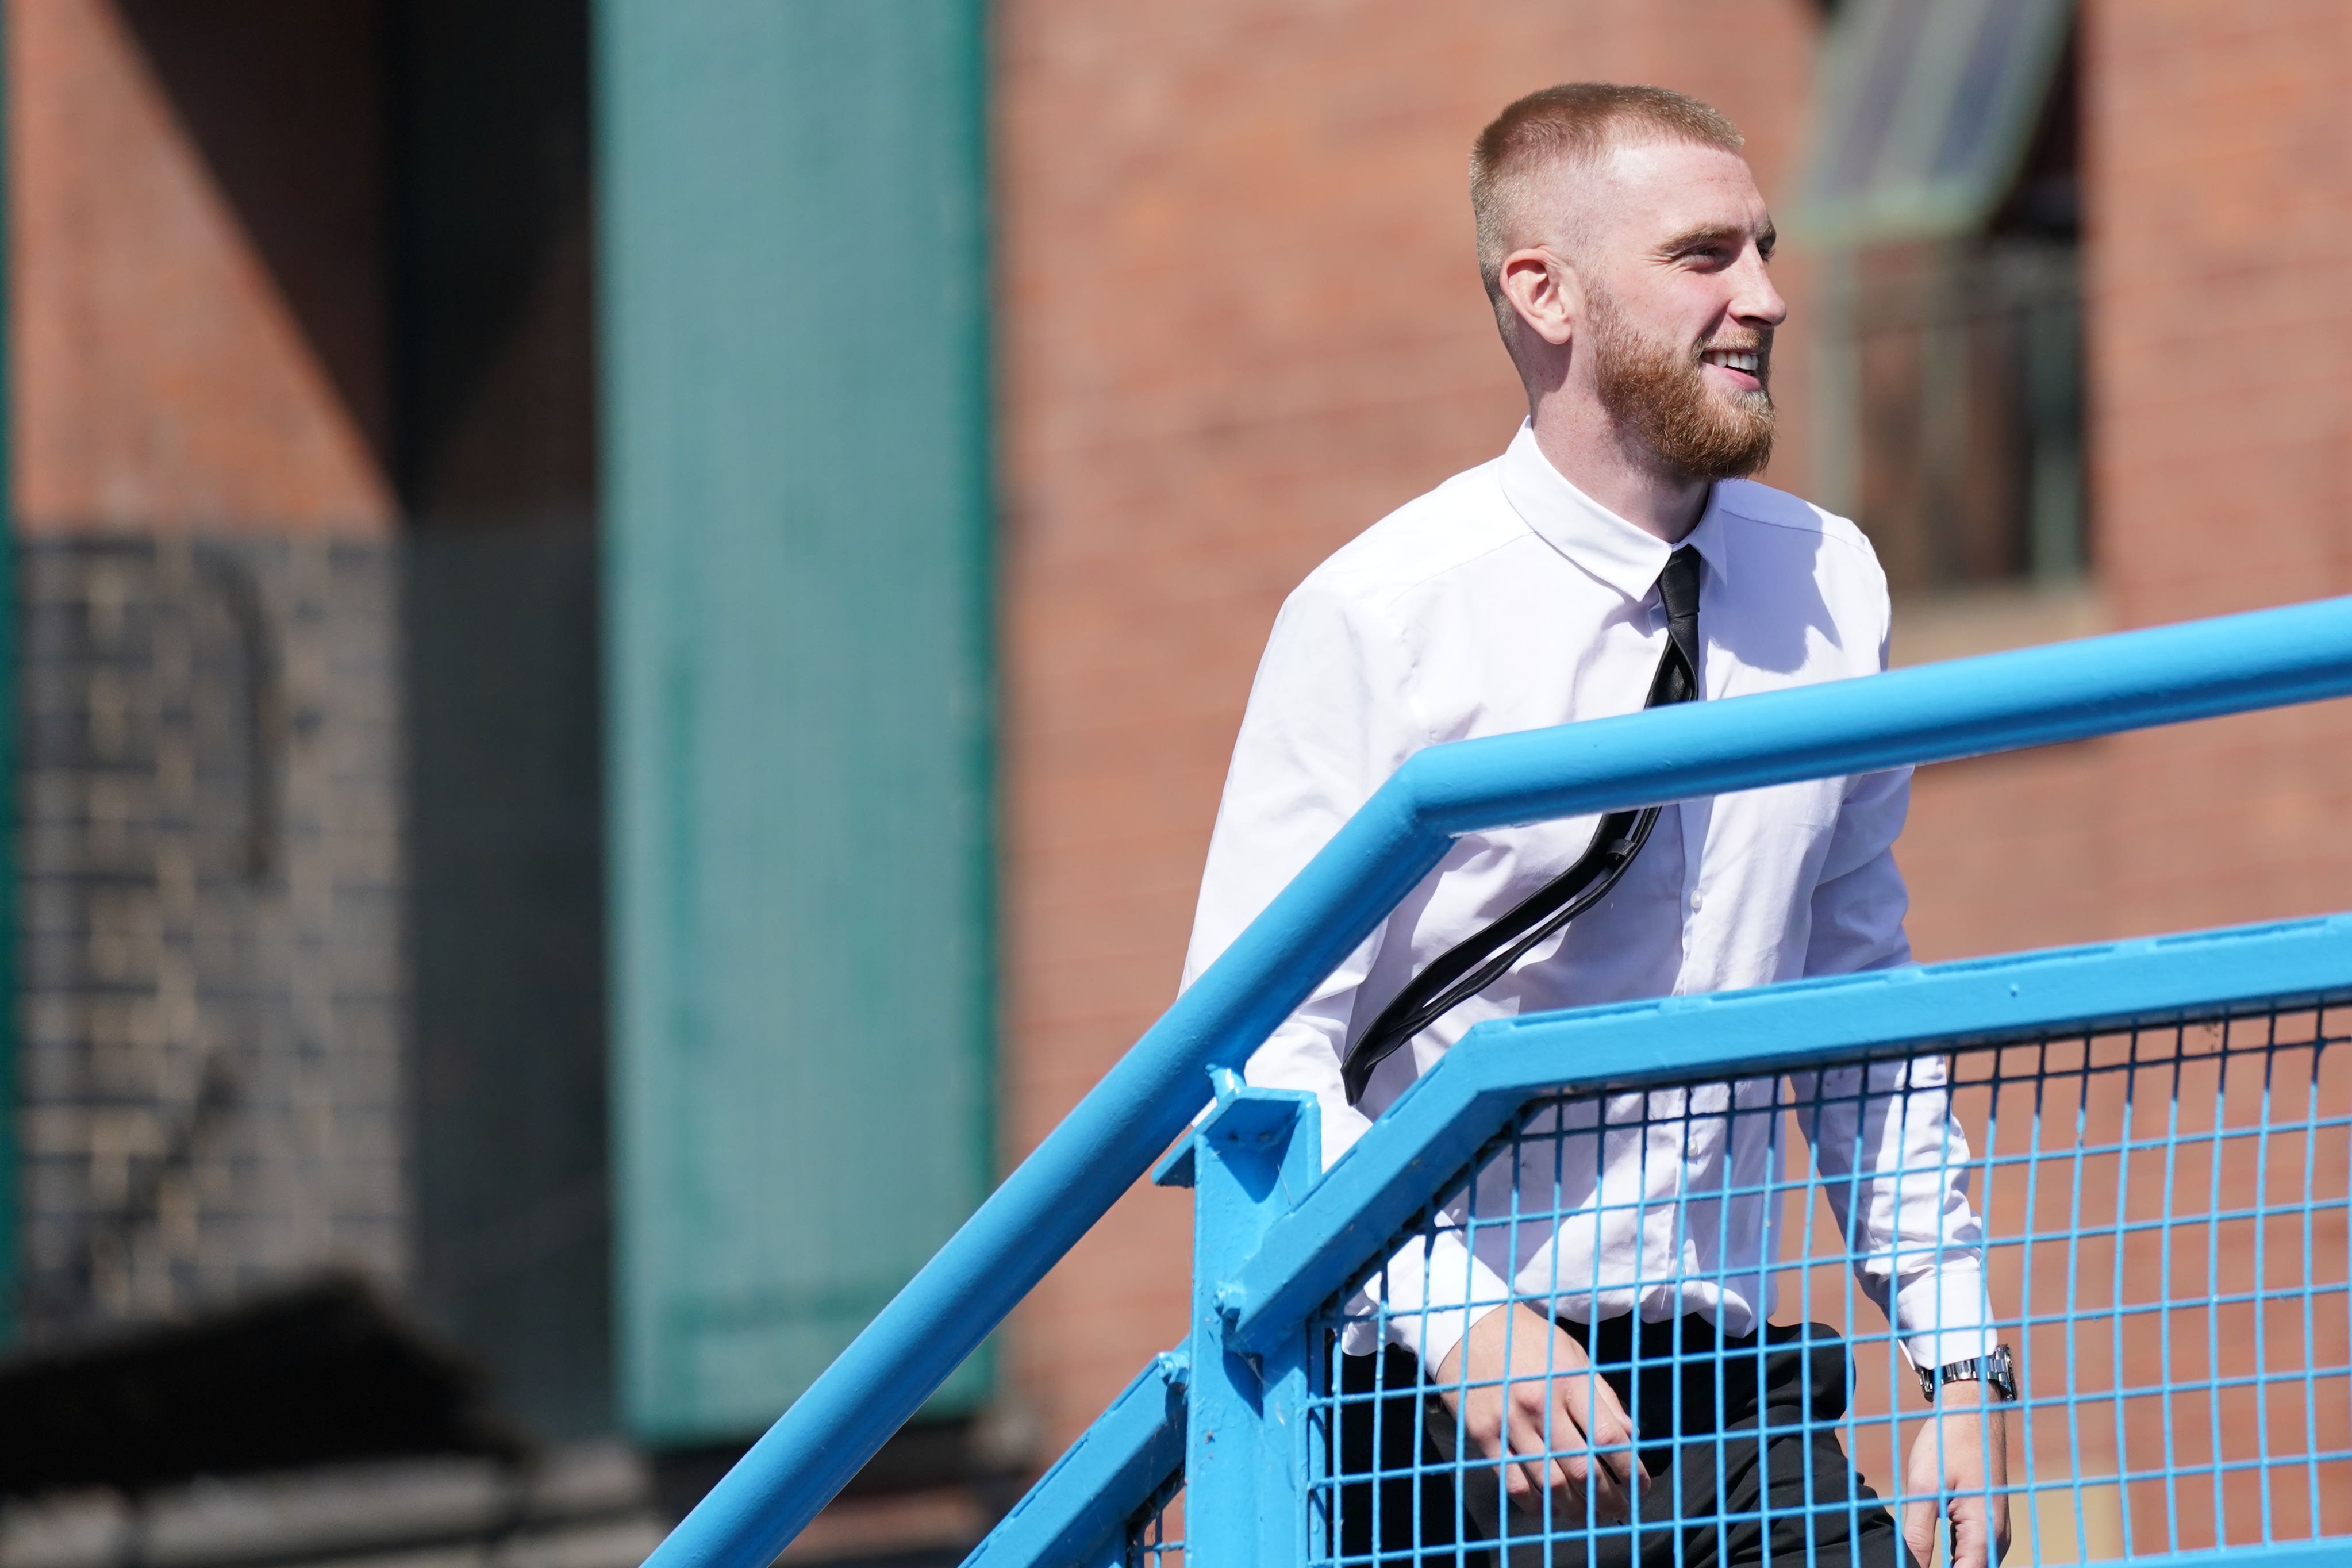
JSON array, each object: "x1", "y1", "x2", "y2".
[{"x1": 1529, "y1": 398, "x2": 1712, "y2": 544}]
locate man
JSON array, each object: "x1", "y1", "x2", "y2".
[{"x1": 1180, "y1": 84, "x2": 2012, "y2": 1567}]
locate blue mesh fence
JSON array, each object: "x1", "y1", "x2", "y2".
[
  {"x1": 1308, "y1": 1002, "x2": 2352, "y2": 1566},
  {"x1": 1129, "y1": 1474, "x2": 1188, "y2": 1568},
  {"x1": 644, "y1": 601, "x2": 2352, "y2": 1568}
]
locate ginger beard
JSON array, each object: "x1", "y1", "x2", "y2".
[{"x1": 1585, "y1": 283, "x2": 1775, "y2": 482}]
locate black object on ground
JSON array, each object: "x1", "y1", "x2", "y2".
[{"x1": 0, "y1": 1271, "x2": 526, "y2": 1495}]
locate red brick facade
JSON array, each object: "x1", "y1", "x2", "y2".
[
  {"x1": 4, "y1": 0, "x2": 412, "y2": 1350},
  {"x1": 11, "y1": 0, "x2": 2350, "y2": 1513},
  {"x1": 994, "y1": 0, "x2": 1825, "y2": 1452},
  {"x1": 1904, "y1": 0, "x2": 2352, "y2": 960},
  {"x1": 996, "y1": 0, "x2": 2352, "y2": 1456},
  {"x1": 9, "y1": 0, "x2": 394, "y2": 536}
]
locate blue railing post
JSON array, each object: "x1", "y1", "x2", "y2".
[
  {"x1": 1175, "y1": 1070, "x2": 1321, "y2": 1566},
  {"x1": 958, "y1": 1349, "x2": 1189, "y2": 1568}
]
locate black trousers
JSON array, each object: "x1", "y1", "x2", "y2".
[{"x1": 1334, "y1": 1315, "x2": 1913, "y2": 1568}]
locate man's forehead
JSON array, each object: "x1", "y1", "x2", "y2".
[{"x1": 1566, "y1": 137, "x2": 1770, "y2": 246}]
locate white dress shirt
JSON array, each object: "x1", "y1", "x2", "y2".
[{"x1": 1181, "y1": 422, "x2": 1992, "y2": 1372}]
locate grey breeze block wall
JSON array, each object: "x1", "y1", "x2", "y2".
[{"x1": 16, "y1": 535, "x2": 406, "y2": 1340}]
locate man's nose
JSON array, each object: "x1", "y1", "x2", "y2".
[{"x1": 1732, "y1": 252, "x2": 1788, "y2": 328}]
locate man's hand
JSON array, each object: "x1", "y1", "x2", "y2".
[
  {"x1": 1428, "y1": 1304, "x2": 1651, "y2": 1524},
  {"x1": 1903, "y1": 1381, "x2": 2011, "y2": 1568}
]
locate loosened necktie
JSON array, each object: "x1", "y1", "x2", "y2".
[{"x1": 1340, "y1": 547, "x2": 1704, "y2": 1105}]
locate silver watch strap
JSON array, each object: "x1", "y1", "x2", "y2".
[{"x1": 1916, "y1": 1343, "x2": 2017, "y2": 1403}]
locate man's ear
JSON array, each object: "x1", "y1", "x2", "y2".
[{"x1": 1498, "y1": 247, "x2": 1581, "y2": 349}]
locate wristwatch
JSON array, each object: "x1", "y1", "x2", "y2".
[{"x1": 1917, "y1": 1343, "x2": 2017, "y2": 1404}]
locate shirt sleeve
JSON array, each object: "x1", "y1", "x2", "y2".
[
  {"x1": 1804, "y1": 597, "x2": 1913, "y2": 980},
  {"x1": 1796, "y1": 593, "x2": 1995, "y2": 1370},
  {"x1": 1802, "y1": 761, "x2": 1915, "y2": 979},
  {"x1": 1180, "y1": 580, "x2": 1512, "y2": 1368},
  {"x1": 1791, "y1": 1055, "x2": 1996, "y2": 1369}
]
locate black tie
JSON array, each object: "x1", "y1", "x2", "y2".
[
  {"x1": 1652, "y1": 545, "x2": 1702, "y2": 704},
  {"x1": 1340, "y1": 547, "x2": 1704, "y2": 1105}
]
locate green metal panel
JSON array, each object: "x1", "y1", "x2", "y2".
[{"x1": 594, "y1": 0, "x2": 994, "y2": 1444}]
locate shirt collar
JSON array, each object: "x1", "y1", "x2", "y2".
[{"x1": 1497, "y1": 420, "x2": 1733, "y2": 601}]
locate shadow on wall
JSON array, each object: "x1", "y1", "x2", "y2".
[
  {"x1": 93, "y1": 0, "x2": 614, "y2": 1446},
  {"x1": 114, "y1": 0, "x2": 395, "y2": 473}
]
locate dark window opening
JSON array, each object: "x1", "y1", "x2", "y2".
[{"x1": 1802, "y1": 0, "x2": 2085, "y2": 598}]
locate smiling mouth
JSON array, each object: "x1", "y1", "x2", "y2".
[{"x1": 1701, "y1": 348, "x2": 1764, "y2": 376}]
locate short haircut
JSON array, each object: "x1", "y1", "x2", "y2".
[{"x1": 1470, "y1": 83, "x2": 1744, "y2": 317}]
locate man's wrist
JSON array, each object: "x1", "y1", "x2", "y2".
[
  {"x1": 1917, "y1": 1343, "x2": 2017, "y2": 1405},
  {"x1": 1928, "y1": 1377, "x2": 2007, "y2": 1412}
]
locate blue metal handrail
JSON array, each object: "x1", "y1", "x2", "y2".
[
  {"x1": 1225, "y1": 911, "x2": 2352, "y2": 1357},
  {"x1": 966, "y1": 910, "x2": 2352, "y2": 1568},
  {"x1": 644, "y1": 594, "x2": 2352, "y2": 1568},
  {"x1": 960, "y1": 1350, "x2": 1190, "y2": 1568}
]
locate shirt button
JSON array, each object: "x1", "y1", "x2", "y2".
[{"x1": 1689, "y1": 890, "x2": 1705, "y2": 912}]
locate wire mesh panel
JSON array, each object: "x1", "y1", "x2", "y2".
[
  {"x1": 1308, "y1": 1003, "x2": 2352, "y2": 1566},
  {"x1": 1129, "y1": 1474, "x2": 1187, "y2": 1568}
]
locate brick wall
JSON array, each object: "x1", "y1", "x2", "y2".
[
  {"x1": 994, "y1": 0, "x2": 1825, "y2": 1453},
  {"x1": 8, "y1": 0, "x2": 394, "y2": 535},
  {"x1": 996, "y1": 0, "x2": 2352, "y2": 1463},
  {"x1": 16, "y1": 537, "x2": 405, "y2": 1338},
  {"x1": 7, "y1": 0, "x2": 408, "y2": 1339},
  {"x1": 1898, "y1": 2, "x2": 2352, "y2": 961},
  {"x1": 14, "y1": 0, "x2": 2347, "y2": 1489}
]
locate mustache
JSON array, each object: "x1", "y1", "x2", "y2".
[{"x1": 1694, "y1": 330, "x2": 1774, "y2": 359}]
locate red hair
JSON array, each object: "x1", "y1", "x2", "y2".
[{"x1": 1470, "y1": 83, "x2": 1745, "y2": 306}]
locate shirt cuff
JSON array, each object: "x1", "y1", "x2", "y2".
[
  {"x1": 1376, "y1": 1231, "x2": 1516, "y2": 1370},
  {"x1": 1893, "y1": 1259, "x2": 1999, "y2": 1370}
]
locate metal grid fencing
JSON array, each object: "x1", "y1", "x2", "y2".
[
  {"x1": 650, "y1": 601, "x2": 2352, "y2": 1568},
  {"x1": 1309, "y1": 1002, "x2": 2352, "y2": 1566},
  {"x1": 1129, "y1": 1475, "x2": 1187, "y2": 1568}
]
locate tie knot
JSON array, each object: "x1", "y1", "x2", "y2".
[{"x1": 1657, "y1": 547, "x2": 1702, "y2": 626}]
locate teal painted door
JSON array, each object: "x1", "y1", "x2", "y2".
[{"x1": 595, "y1": 0, "x2": 993, "y2": 1444}]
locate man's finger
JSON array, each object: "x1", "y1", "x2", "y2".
[
  {"x1": 1498, "y1": 1401, "x2": 1573, "y2": 1505},
  {"x1": 1575, "y1": 1419, "x2": 1642, "y2": 1517},
  {"x1": 1902, "y1": 1497, "x2": 1940, "y2": 1568},
  {"x1": 1948, "y1": 1495, "x2": 1990, "y2": 1568},
  {"x1": 1543, "y1": 1447, "x2": 1628, "y2": 1528},
  {"x1": 1453, "y1": 1386, "x2": 1552, "y2": 1511},
  {"x1": 1558, "y1": 1365, "x2": 1652, "y2": 1498},
  {"x1": 1581, "y1": 1456, "x2": 1631, "y2": 1525},
  {"x1": 1500, "y1": 1394, "x2": 1634, "y2": 1527}
]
